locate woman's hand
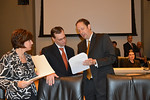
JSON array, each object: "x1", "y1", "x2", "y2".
[{"x1": 17, "y1": 80, "x2": 33, "y2": 88}]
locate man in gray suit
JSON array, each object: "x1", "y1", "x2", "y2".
[{"x1": 76, "y1": 18, "x2": 116, "y2": 100}]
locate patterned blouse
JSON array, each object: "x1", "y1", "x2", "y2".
[{"x1": 0, "y1": 49, "x2": 37, "y2": 99}]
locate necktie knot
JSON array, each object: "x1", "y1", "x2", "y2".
[
  {"x1": 88, "y1": 40, "x2": 90, "y2": 45},
  {"x1": 87, "y1": 40, "x2": 90, "y2": 55},
  {"x1": 59, "y1": 48, "x2": 64, "y2": 51}
]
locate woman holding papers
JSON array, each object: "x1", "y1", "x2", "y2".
[{"x1": 0, "y1": 29, "x2": 37, "y2": 100}]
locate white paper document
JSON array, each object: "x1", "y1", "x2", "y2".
[
  {"x1": 28, "y1": 55, "x2": 55, "y2": 82},
  {"x1": 69, "y1": 52, "x2": 89, "y2": 74}
]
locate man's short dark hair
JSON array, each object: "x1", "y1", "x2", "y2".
[
  {"x1": 51, "y1": 26, "x2": 64, "y2": 38},
  {"x1": 128, "y1": 51, "x2": 135, "y2": 56},
  {"x1": 75, "y1": 18, "x2": 90, "y2": 27},
  {"x1": 127, "y1": 35, "x2": 132, "y2": 38},
  {"x1": 11, "y1": 29, "x2": 33, "y2": 49},
  {"x1": 112, "y1": 41, "x2": 117, "y2": 45}
]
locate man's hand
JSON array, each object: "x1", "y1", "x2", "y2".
[
  {"x1": 83, "y1": 58, "x2": 96, "y2": 66},
  {"x1": 18, "y1": 80, "x2": 33, "y2": 88},
  {"x1": 46, "y1": 73, "x2": 59, "y2": 86}
]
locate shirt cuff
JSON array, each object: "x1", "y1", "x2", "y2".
[{"x1": 95, "y1": 60, "x2": 98, "y2": 68}]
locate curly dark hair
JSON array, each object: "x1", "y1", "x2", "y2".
[{"x1": 11, "y1": 29, "x2": 33, "y2": 49}]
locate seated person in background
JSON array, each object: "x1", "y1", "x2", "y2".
[
  {"x1": 112, "y1": 41, "x2": 120, "y2": 56},
  {"x1": 135, "y1": 41, "x2": 148, "y2": 67},
  {"x1": 123, "y1": 35, "x2": 138, "y2": 57},
  {"x1": 121, "y1": 51, "x2": 141, "y2": 68},
  {"x1": 112, "y1": 41, "x2": 121, "y2": 67}
]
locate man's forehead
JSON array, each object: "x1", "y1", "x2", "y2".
[{"x1": 129, "y1": 53, "x2": 134, "y2": 55}]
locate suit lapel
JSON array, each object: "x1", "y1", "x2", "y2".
[
  {"x1": 127, "y1": 42, "x2": 132, "y2": 49},
  {"x1": 65, "y1": 46, "x2": 70, "y2": 59},
  {"x1": 82, "y1": 40, "x2": 87, "y2": 53},
  {"x1": 89, "y1": 33, "x2": 96, "y2": 55},
  {"x1": 53, "y1": 44, "x2": 62, "y2": 59}
]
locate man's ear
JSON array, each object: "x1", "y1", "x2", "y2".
[
  {"x1": 88, "y1": 24, "x2": 91, "y2": 30},
  {"x1": 52, "y1": 37, "x2": 55, "y2": 42}
]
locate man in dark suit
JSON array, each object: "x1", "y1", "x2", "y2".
[
  {"x1": 76, "y1": 18, "x2": 116, "y2": 100},
  {"x1": 123, "y1": 35, "x2": 138, "y2": 57},
  {"x1": 41, "y1": 26, "x2": 75, "y2": 85}
]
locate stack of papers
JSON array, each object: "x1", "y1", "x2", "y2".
[
  {"x1": 69, "y1": 53, "x2": 89, "y2": 74},
  {"x1": 28, "y1": 55, "x2": 55, "y2": 82}
]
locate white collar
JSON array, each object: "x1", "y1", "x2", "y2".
[
  {"x1": 86, "y1": 32, "x2": 93, "y2": 42},
  {"x1": 55, "y1": 43, "x2": 65, "y2": 49}
]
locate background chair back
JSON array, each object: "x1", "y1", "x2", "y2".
[{"x1": 107, "y1": 74, "x2": 150, "y2": 100}]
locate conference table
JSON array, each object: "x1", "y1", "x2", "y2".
[{"x1": 114, "y1": 67, "x2": 150, "y2": 75}]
